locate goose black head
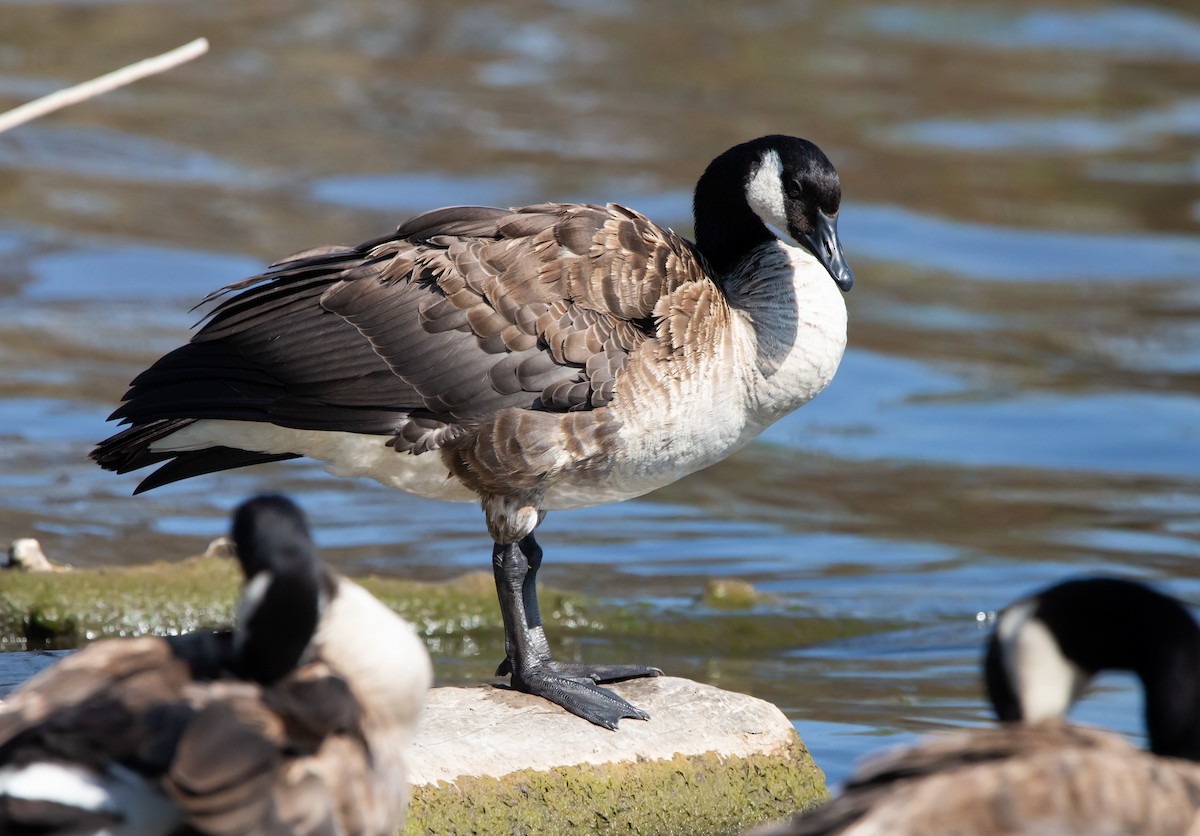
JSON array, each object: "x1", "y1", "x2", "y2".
[
  {"x1": 693, "y1": 135, "x2": 853, "y2": 291},
  {"x1": 985, "y1": 576, "x2": 1200, "y2": 761}
]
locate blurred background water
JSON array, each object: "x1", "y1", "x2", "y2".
[{"x1": 2, "y1": 0, "x2": 1199, "y2": 788}]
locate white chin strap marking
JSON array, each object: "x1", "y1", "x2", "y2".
[{"x1": 745, "y1": 148, "x2": 788, "y2": 235}]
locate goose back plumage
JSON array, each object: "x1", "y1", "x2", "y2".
[
  {"x1": 761, "y1": 722, "x2": 1200, "y2": 836},
  {"x1": 100, "y1": 203, "x2": 706, "y2": 450},
  {"x1": 0, "y1": 638, "x2": 371, "y2": 834}
]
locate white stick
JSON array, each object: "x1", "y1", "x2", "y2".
[{"x1": 0, "y1": 38, "x2": 209, "y2": 135}]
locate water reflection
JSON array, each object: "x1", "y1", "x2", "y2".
[
  {"x1": 861, "y1": 5, "x2": 1200, "y2": 59},
  {"x1": 1, "y1": 0, "x2": 1198, "y2": 787},
  {"x1": 0, "y1": 125, "x2": 263, "y2": 186}
]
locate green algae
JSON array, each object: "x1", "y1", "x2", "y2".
[
  {"x1": 0, "y1": 561, "x2": 506, "y2": 650},
  {"x1": 700, "y1": 578, "x2": 767, "y2": 610},
  {"x1": 0, "y1": 558, "x2": 888, "y2": 656},
  {"x1": 0, "y1": 558, "x2": 241, "y2": 649},
  {"x1": 404, "y1": 737, "x2": 827, "y2": 835},
  {"x1": 0, "y1": 560, "x2": 601, "y2": 650}
]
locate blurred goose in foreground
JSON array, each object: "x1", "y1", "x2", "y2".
[
  {"x1": 746, "y1": 577, "x2": 1200, "y2": 835},
  {"x1": 0, "y1": 495, "x2": 432, "y2": 835},
  {"x1": 92, "y1": 135, "x2": 853, "y2": 728}
]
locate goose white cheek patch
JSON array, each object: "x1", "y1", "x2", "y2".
[
  {"x1": 745, "y1": 149, "x2": 788, "y2": 235},
  {"x1": 997, "y1": 601, "x2": 1089, "y2": 722}
]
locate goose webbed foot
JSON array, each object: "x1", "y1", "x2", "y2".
[
  {"x1": 492, "y1": 535, "x2": 660, "y2": 728},
  {"x1": 510, "y1": 664, "x2": 651, "y2": 730},
  {"x1": 542, "y1": 660, "x2": 664, "y2": 684},
  {"x1": 495, "y1": 657, "x2": 661, "y2": 727}
]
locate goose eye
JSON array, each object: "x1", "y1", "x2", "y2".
[{"x1": 784, "y1": 179, "x2": 803, "y2": 199}]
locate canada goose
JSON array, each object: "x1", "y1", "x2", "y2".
[
  {"x1": 0, "y1": 495, "x2": 432, "y2": 835},
  {"x1": 92, "y1": 135, "x2": 854, "y2": 728},
  {"x1": 743, "y1": 577, "x2": 1200, "y2": 835}
]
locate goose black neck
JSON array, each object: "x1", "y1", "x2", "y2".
[
  {"x1": 231, "y1": 494, "x2": 326, "y2": 684},
  {"x1": 692, "y1": 143, "x2": 776, "y2": 278},
  {"x1": 1037, "y1": 578, "x2": 1200, "y2": 760},
  {"x1": 238, "y1": 568, "x2": 322, "y2": 684}
]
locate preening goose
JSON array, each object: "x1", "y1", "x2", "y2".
[
  {"x1": 0, "y1": 495, "x2": 432, "y2": 835},
  {"x1": 92, "y1": 135, "x2": 853, "y2": 728},
  {"x1": 744, "y1": 577, "x2": 1200, "y2": 835}
]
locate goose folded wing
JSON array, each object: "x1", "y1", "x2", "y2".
[
  {"x1": 110, "y1": 202, "x2": 713, "y2": 456},
  {"x1": 109, "y1": 250, "x2": 416, "y2": 437},
  {"x1": 321, "y1": 202, "x2": 712, "y2": 419},
  {"x1": 0, "y1": 639, "x2": 200, "y2": 773},
  {"x1": 0, "y1": 639, "x2": 203, "y2": 833},
  {"x1": 164, "y1": 688, "x2": 285, "y2": 834},
  {"x1": 166, "y1": 669, "x2": 368, "y2": 836}
]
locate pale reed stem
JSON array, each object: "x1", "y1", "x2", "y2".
[{"x1": 0, "y1": 38, "x2": 209, "y2": 135}]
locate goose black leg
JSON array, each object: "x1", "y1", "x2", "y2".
[{"x1": 492, "y1": 534, "x2": 661, "y2": 729}]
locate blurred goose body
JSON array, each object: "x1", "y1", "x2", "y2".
[
  {"x1": 747, "y1": 577, "x2": 1200, "y2": 836},
  {"x1": 0, "y1": 495, "x2": 432, "y2": 835},
  {"x1": 93, "y1": 135, "x2": 853, "y2": 727}
]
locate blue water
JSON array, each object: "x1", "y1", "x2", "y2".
[{"x1": 2, "y1": 0, "x2": 1199, "y2": 797}]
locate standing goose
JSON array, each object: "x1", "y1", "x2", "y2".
[
  {"x1": 92, "y1": 135, "x2": 854, "y2": 728},
  {"x1": 0, "y1": 495, "x2": 432, "y2": 835},
  {"x1": 744, "y1": 577, "x2": 1200, "y2": 835}
]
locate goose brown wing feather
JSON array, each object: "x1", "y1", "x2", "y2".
[
  {"x1": 112, "y1": 260, "x2": 423, "y2": 441},
  {"x1": 0, "y1": 641, "x2": 200, "y2": 834},
  {"x1": 767, "y1": 723, "x2": 1200, "y2": 836},
  {"x1": 325, "y1": 203, "x2": 710, "y2": 413},
  {"x1": 105, "y1": 202, "x2": 714, "y2": 462},
  {"x1": 0, "y1": 642, "x2": 382, "y2": 836},
  {"x1": 164, "y1": 686, "x2": 284, "y2": 833},
  {"x1": 0, "y1": 639, "x2": 196, "y2": 774},
  {"x1": 164, "y1": 665, "x2": 373, "y2": 836}
]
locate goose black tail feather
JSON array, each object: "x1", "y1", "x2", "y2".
[
  {"x1": 91, "y1": 418, "x2": 196, "y2": 473},
  {"x1": 132, "y1": 448, "x2": 300, "y2": 494},
  {"x1": 91, "y1": 420, "x2": 299, "y2": 493}
]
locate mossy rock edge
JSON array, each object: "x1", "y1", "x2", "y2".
[{"x1": 405, "y1": 736, "x2": 826, "y2": 836}]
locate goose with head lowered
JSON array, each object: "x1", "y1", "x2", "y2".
[
  {"x1": 92, "y1": 135, "x2": 854, "y2": 729},
  {"x1": 0, "y1": 494, "x2": 432, "y2": 835},
  {"x1": 744, "y1": 577, "x2": 1200, "y2": 835}
]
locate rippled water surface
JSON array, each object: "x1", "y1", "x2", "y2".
[{"x1": 2, "y1": 0, "x2": 1199, "y2": 790}]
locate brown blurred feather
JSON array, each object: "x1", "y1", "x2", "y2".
[{"x1": 748, "y1": 723, "x2": 1200, "y2": 836}]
